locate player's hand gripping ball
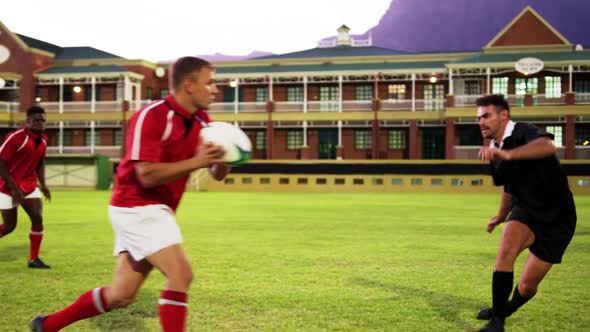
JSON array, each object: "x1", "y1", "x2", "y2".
[{"x1": 200, "y1": 122, "x2": 252, "y2": 165}]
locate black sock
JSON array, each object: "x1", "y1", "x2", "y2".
[
  {"x1": 506, "y1": 284, "x2": 535, "y2": 316},
  {"x1": 492, "y1": 270, "x2": 513, "y2": 318}
]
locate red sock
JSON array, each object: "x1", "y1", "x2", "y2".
[
  {"x1": 159, "y1": 290, "x2": 188, "y2": 332},
  {"x1": 29, "y1": 226, "x2": 44, "y2": 261},
  {"x1": 0, "y1": 224, "x2": 4, "y2": 237},
  {"x1": 43, "y1": 287, "x2": 109, "y2": 332}
]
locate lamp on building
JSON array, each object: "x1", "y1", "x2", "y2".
[
  {"x1": 35, "y1": 97, "x2": 41, "y2": 103},
  {"x1": 429, "y1": 76, "x2": 437, "y2": 84},
  {"x1": 73, "y1": 86, "x2": 82, "y2": 93},
  {"x1": 229, "y1": 80, "x2": 238, "y2": 88},
  {"x1": 0, "y1": 78, "x2": 5, "y2": 88}
]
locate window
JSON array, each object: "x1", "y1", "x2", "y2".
[
  {"x1": 287, "y1": 86, "x2": 304, "y2": 102},
  {"x1": 146, "y1": 87, "x2": 153, "y2": 100},
  {"x1": 574, "y1": 80, "x2": 590, "y2": 93},
  {"x1": 335, "y1": 178, "x2": 345, "y2": 185},
  {"x1": 354, "y1": 129, "x2": 372, "y2": 149},
  {"x1": 388, "y1": 129, "x2": 407, "y2": 149},
  {"x1": 114, "y1": 129, "x2": 122, "y2": 146},
  {"x1": 451, "y1": 178, "x2": 464, "y2": 186},
  {"x1": 62, "y1": 130, "x2": 72, "y2": 146},
  {"x1": 411, "y1": 178, "x2": 423, "y2": 186},
  {"x1": 388, "y1": 84, "x2": 406, "y2": 101},
  {"x1": 465, "y1": 80, "x2": 480, "y2": 95},
  {"x1": 279, "y1": 178, "x2": 289, "y2": 184},
  {"x1": 458, "y1": 126, "x2": 483, "y2": 146},
  {"x1": 260, "y1": 178, "x2": 270, "y2": 184},
  {"x1": 546, "y1": 126, "x2": 563, "y2": 147},
  {"x1": 353, "y1": 178, "x2": 364, "y2": 185},
  {"x1": 431, "y1": 179, "x2": 443, "y2": 186},
  {"x1": 297, "y1": 178, "x2": 308, "y2": 184},
  {"x1": 319, "y1": 86, "x2": 338, "y2": 111},
  {"x1": 255, "y1": 131, "x2": 266, "y2": 150},
  {"x1": 160, "y1": 89, "x2": 169, "y2": 98},
  {"x1": 424, "y1": 84, "x2": 444, "y2": 111},
  {"x1": 575, "y1": 126, "x2": 590, "y2": 146},
  {"x1": 355, "y1": 85, "x2": 373, "y2": 101},
  {"x1": 255, "y1": 87, "x2": 268, "y2": 103},
  {"x1": 545, "y1": 77, "x2": 562, "y2": 98},
  {"x1": 391, "y1": 178, "x2": 403, "y2": 185},
  {"x1": 286, "y1": 130, "x2": 303, "y2": 150},
  {"x1": 492, "y1": 77, "x2": 509, "y2": 96},
  {"x1": 84, "y1": 129, "x2": 101, "y2": 146},
  {"x1": 515, "y1": 78, "x2": 538, "y2": 95}
]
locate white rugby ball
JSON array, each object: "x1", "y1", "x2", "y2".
[{"x1": 200, "y1": 122, "x2": 252, "y2": 165}]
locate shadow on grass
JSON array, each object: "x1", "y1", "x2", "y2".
[
  {"x1": 91, "y1": 289, "x2": 159, "y2": 332},
  {"x1": 354, "y1": 278, "x2": 487, "y2": 332},
  {"x1": 0, "y1": 243, "x2": 28, "y2": 262}
]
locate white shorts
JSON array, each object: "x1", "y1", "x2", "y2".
[
  {"x1": 109, "y1": 204, "x2": 183, "y2": 261},
  {"x1": 0, "y1": 188, "x2": 42, "y2": 209}
]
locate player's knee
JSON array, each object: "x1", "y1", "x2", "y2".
[
  {"x1": 497, "y1": 247, "x2": 518, "y2": 263},
  {"x1": 30, "y1": 215, "x2": 43, "y2": 227},
  {"x1": 2, "y1": 223, "x2": 16, "y2": 235},
  {"x1": 518, "y1": 281, "x2": 538, "y2": 297},
  {"x1": 169, "y1": 267, "x2": 194, "y2": 288},
  {"x1": 107, "y1": 293, "x2": 136, "y2": 308}
]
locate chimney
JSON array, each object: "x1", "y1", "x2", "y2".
[{"x1": 337, "y1": 25, "x2": 351, "y2": 46}]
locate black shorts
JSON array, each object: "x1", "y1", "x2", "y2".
[{"x1": 509, "y1": 204, "x2": 576, "y2": 264}]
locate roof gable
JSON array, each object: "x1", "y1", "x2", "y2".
[{"x1": 486, "y1": 6, "x2": 571, "y2": 48}]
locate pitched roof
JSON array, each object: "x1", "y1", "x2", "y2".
[
  {"x1": 55, "y1": 47, "x2": 122, "y2": 60},
  {"x1": 15, "y1": 34, "x2": 62, "y2": 54},
  {"x1": 449, "y1": 51, "x2": 590, "y2": 65},
  {"x1": 255, "y1": 46, "x2": 407, "y2": 60},
  {"x1": 37, "y1": 65, "x2": 129, "y2": 75},
  {"x1": 216, "y1": 61, "x2": 447, "y2": 75}
]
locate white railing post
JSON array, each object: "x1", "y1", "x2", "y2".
[
  {"x1": 59, "y1": 77, "x2": 64, "y2": 114},
  {"x1": 90, "y1": 120, "x2": 95, "y2": 154},
  {"x1": 234, "y1": 78, "x2": 239, "y2": 114},
  {"x1": 449, "y1": 69, "x2": 454, "y2": 95},
  {"x1": 58, "y1": 121, "x2": 64, "y2": 154},
  {"x1": 91, "y1": 77, "x2": 96, "y2": 113},
  {"x1": 569, "y1": 65, "x2": 573, "y2": 92},
  {"x1": 486, "y1": 67, "x2": 491, "y2": 94},
  {"x1": 303, "y1": 76, "x2": 308, "y2": 113},
  {"x1": 338, "y1": 75, "x2": 343, "y2": 113}
]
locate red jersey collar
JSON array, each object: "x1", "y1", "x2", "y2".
[{"x1": 165, "y1": 95, "x2": 195, "y2": 119}]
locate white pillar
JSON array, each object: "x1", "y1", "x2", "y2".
[
  {"x1": 90, "y1": 120, "x2": 96, "y2": 154},
  {"x1": 91, "y1": 77, "x2": 96, "y2": 113},
  {"x1": 338, "y1": 75, "x2": 343, "y2": 112},
  {"x1": 303, "y1": 76, "x2": 308, "y2": 113},
  {"x1": 486, "y1": 67, "x2": 491, "y2": 94},
  {"x1": 569, "y1": 65, "x2": 573, "y2": 92},
  {"x1": 134, "y1": 84, "x2": 141, "y2": 110},
  {"x1": 411, "y1": 73, "x2": 416, "y2": 112},
  {"x1": 234, "y1": 78, "x2": 239, "y2": 114},
  {"x1": 58, "y1": 121, "x2": 64, "y2": 154},
  {"x1": 124, "y1": 76, "x2": 131, "y2": 102},
  {"x1": 59, "y1": 77, "x2": 64, "y2": 114},
  {"x1": 449, "y1": 69, "x2": 454, "y2": 95}
]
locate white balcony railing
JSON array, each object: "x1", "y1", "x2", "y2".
[
  {"x1": 274, "y1": 101, "x2": 304, "y2": 112},
  {"x1": 47, "y1": 146, "x2": 121, "y2": 157},
  {"x1": 239, "y1": 102, "x2": 267, "y2": 113},
  {"x1": 308, "y1": 101, "x2": 339, "y2": 112},
  {"x1": 0, "y1": 101, "x2": 19, "y2": 113},
  {"x1": 380, "y1": 99, "x2": 413, "y2": 111},
  {"x1": 208, "y1": 102, "x2": 234, "y2": 113},
  {"x1": 40, "y1": 101, "x2": 123, "y2": 113},
  {"x1": 342, "y1": 100, "x2": 372, "y2": 112},
  {"x1": 575, "y1": 93, "x2": 590, "y2": 104},
  {"x1": 535, "y1": 94, "x2": 566, "y2": 105},
  {"x1": 454, "y1": 95, "x2": 482, "y2": 107},
  {"x1": 505, "y1": 94, "x2": 526, "y2": 107}
]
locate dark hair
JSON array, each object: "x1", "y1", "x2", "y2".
[
  {"x1": 171, "y1": 56, "x2": 212, "y2": 89},
  {"x1": 26, "y1": 106, "x2": 46, "y2": 117},
  {"x1": 475, "y1": 94, "x2": 510, "y2": 115}
]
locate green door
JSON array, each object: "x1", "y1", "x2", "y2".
[
  {"x1": 422, "y1": 127, "x2": 445, "y2": 159},
  {"x1": 318, "y1": 129, "x2": 337, "y2": 159}
]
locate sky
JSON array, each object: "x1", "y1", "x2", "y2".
[{"x1": 2, "y1": 0, "x2": 392, "y2": 62}]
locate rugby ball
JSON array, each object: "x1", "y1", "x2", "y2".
[{"x1": 200, "y1": 122, "x2": 252, "y2": 165}]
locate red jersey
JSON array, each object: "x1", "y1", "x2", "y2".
[
  {"x1": 110, "y1": 95, "x2": 212, "y2": 212},
  {"x1": 0, "y1": 128, "x2": 47, "y2": 195}
]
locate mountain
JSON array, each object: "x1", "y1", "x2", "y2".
[{"x1": 337, "y1": 0, "x2": 590, "y2": 53}]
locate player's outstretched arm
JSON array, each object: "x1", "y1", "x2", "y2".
[
  {"x1": 0, "y1": 159, "x2": 23, "y2": 204},
  {"x1": 135, "y1": 142, "x2": 225, "y2": 188},
  {"x1": 37, "y1": 159, "x2": 51, "y2": 202},
  {"x1": 504, "y1": 137, "x2": 556, "y2": 160}
]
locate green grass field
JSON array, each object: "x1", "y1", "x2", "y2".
[{"x1": 0, "y1": 191, "x2": 588, "y2": 331}]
